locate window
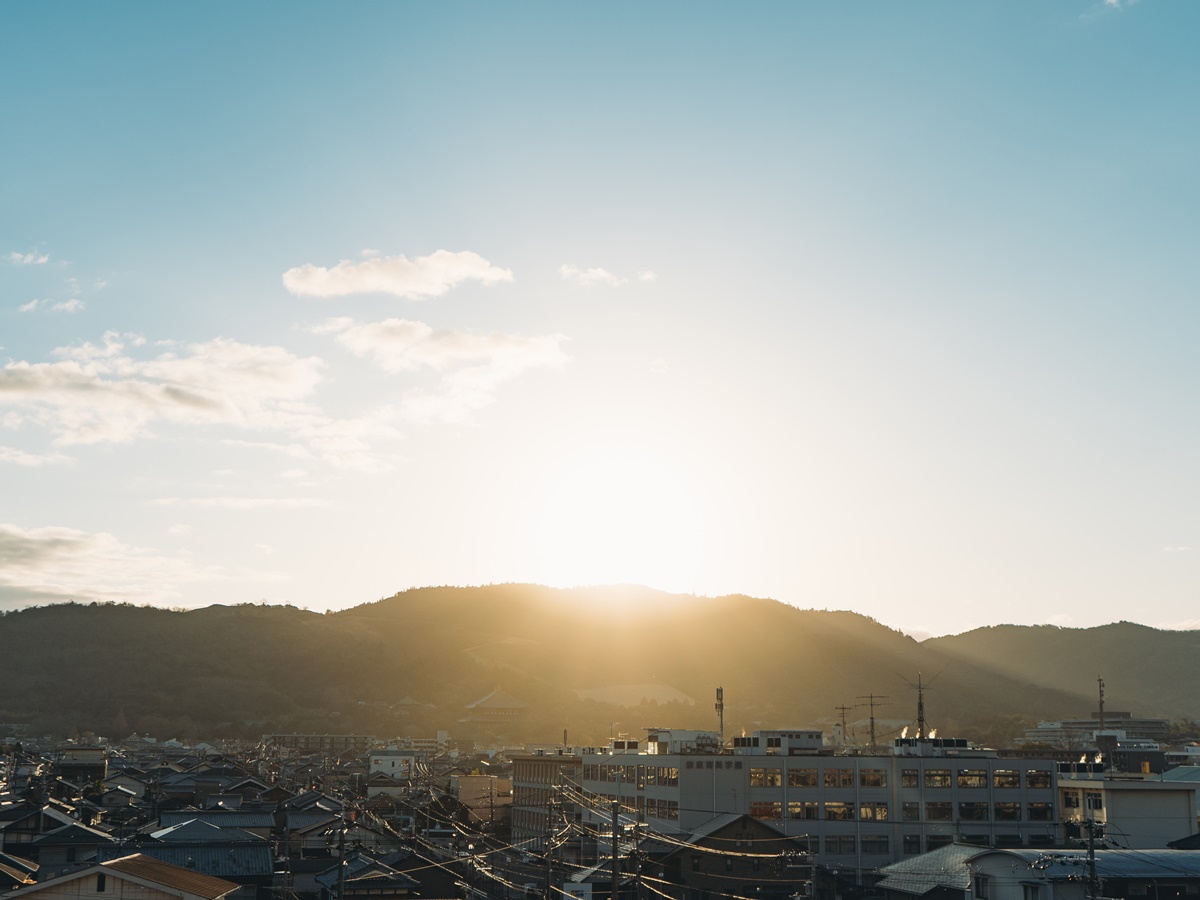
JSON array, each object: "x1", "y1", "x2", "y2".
[
  {"x1": 974, "y1": 876, "x2": 990, "y2": 900},
  {"x1": 692, "y1": 857, "x2": 701, "y2": 872},
  {"x1": 824, "y1": 801, "x2": 855, "y2": 821},
  {"x1": 789, "y1": 768, "x2": 817, "y2": 787},
  {"x1": 903, "y1": 835, "x2": 922, "y2": 855},
  {"x1": 725, "y1": 858, "x2": 734, "y2": 873},
  {"x1": 901, "y1": 769, "x2": 919, "y2": 788},
  {"x1": 825, "y1": 769, "x2": 854, "y2": 788},
  {"x1": 751, "y1": 801, "x2": 783, "y2": 820},
  {"x1": 861, "y1": 836, "x2": 889, "y2": 855},
  {"x1": 859, "y1": 801, "x2": 889, "y2": 821},
  {"x1": 1023, "y1": 885, "x2": 1041, "y2": 900},
  {"x1": 645, "y1": 766, "x2": 657, "y2": 786},
  {"x1": 788, "y1": 801, "x2": 818, "y2": 820},
  {"x1": 1086, "y1": 792, "x2": 1104, "y2": 811},
  {"x1": 750, "y1": 767, "x2": 782, "y2": 787},
  {"x1": 825, "y1": 836, "x2": 855, "y2": 855},
  {"x1": 959, "y1": 802, "x2": 989, "y2": 821},
  {"x1": 958, "y1": 769, "x2": 987, "y2": 789},
  {"x1": 927, "y1": 835, "x2": 953, "y2": 850},
  {"x1": 902, "y1": 802, "x2": 921, "y2": 822},
  {"x1": 995, "y1": 802, "x2": 1022, "y2": 821},
  {"x1": 1063, "y1": 792, "x2": 1081, "y2": 809},
  {"x1": 1027, "y1": 770, "x2": 1052, "y2": 789},
  {"x1": 926, "y1": 801, "x2": 952, "y2": 821},
  {"x1": 1028, "y1": 802, "x2": 1053, "y2": 821},
  {"x1": 860, "y1": 768, "x2": 887, "y2": 788},
  {"x1": 659, "y1": 767, "x2": 679, "y2": 786},
  {"x1": 925, "y1": 769, "x2": 951, "y2": 788},
  {"x1": 994, "y1": 769, "x2": 1021, "y2": 789},
  {"x1": 97, "y1": 875, "x2": 106, "y2": 893}
]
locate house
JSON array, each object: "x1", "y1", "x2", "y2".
[
  {"x1": 1057, "y1": 774, "x2": 1197, "y2": 848},
  {"x1": 875, "y1": 843, "x2": 984, "y2": 900},
  {"x1": 462, "y1": 691, "x2": 528, "y2": 723},
  {"x1": 636, "y1": 813, "x2": 815, "y2": 900},
  {"x1": 966, "y1": 848, "x2": 1200, "y2": 900},
  {"x1": 2, "y1": 853, "x2": 237, "y2": 900}
]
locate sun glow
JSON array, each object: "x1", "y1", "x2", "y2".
[{"x1": 527, "y1": 443, "x2": 713, "y2": 594}]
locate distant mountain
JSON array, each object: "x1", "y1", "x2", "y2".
[
  {"x1": 0, "y1": 586, "x2": 1190, "y2": 745},
  {"x1": 925, "y1": 621, "x2": 1200, "y2": 721}
]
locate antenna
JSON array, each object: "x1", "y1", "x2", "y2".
[
  {"x1": 856, "y1": 694, "x2": 888, "y2": 751},
  {"x1": 715, "y1": 687, "x2": 724, "y2": 744},
  {"x1": 834, "y1": 704, "x2": 854, "y2": 748},
  {"x1": 1097, "y1": 676, "x2": 1105, "y2": 731},
  {"x1": 899, "y1": 669, "x2": 943, "y2": 739}
]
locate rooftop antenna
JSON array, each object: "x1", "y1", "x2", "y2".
[
  {"x1": 857, "y1": 694, "x2": 888, "y2": 751},
  {"x1": 899, "y1": 668, "x2": 944, "y2": 739},
  {"x1": 1097, "y1": 676, "x2": 1106, "y2": 731},
  {"x1": 834, "y1": 704, "x2": 854, "y2": 748},
  {"x1": 715, "y1": 687, "x2": 724, "y2": 744}
]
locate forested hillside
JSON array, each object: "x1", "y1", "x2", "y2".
[{"x1": 1, "y1": 585, "x2": 1188, "y2": 744}]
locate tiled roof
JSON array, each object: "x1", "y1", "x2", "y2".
[
  {"x1": 102, "y1": 853, "x2": 239, "y2": 899},
  {"x1": 876, "y1": 842, "x2": 983, "y2": 895}
]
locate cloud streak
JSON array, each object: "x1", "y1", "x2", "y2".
[
  {"x1": 7, "y1": 250, "x2": 50, "y2": 265},
  {"x1": 317, "y1": 317, "x2": 569, "y2": 423},
  {"x1": 283, "y1": 249, "x2": 513, "y2": 299},
  {"x1": 0, "y1": 522, "x2": 266, "y2": 606},
  {"x1": 0, "y1": 331, "x2": 399, "y2": 471}
]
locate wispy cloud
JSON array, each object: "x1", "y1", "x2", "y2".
[
  {"x1": 0, "y1": 445, "x2": 71, "y2": 467},
  {"x1": 1162, "y1": 545, "x2": 1192, "y2": 553},
  {"x1": 283, "y1": 249, "x2": 513, "y2": 299},
  {"x1": 17, "y1": 298, "x2": 85, "y2": 314},
  {"x1": 150, "y1": 496, "x2": 327, "y2": 510},
  {"x1": 317, "y1": 317, "x2": 569, "y2": 423},
  {"x1": 0, "y1": 330, "x2": 399, "y2": 471},
  {"x1": 0, "y1": 522, "x2": 272, "y2": 606},
  {"x1": 7, "y1": 250, "x2": 49, "y2": 265},
  {"x1": 638, "y1": 270, "x2": 658, "y2": 282},
  {"x1": 560, "y1": 263, "x2": 627, "y2": 287}
]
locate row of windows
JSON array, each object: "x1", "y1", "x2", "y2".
[
  {"x1": 588, "y1": 764, "x2": 1053, "y2": 791},
  {"x1": 748, "y1": 800, "x2": 1055, "y2": 822}
]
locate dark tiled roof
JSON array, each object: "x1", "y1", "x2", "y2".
[{"x1": 102, "y1": 853, "x2": 239, "y2": 899}]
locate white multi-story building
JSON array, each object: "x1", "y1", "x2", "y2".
[{"x1": 579, "y1": 728, "x2": 1062, "y2": 875}]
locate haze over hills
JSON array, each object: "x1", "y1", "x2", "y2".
[{"x1": 0, "y1": 585, "x2": 1193, "y2": 744}]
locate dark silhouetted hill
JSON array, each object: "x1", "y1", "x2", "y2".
[{"x1": 0, "y1": 586, "x2": 1189, "y2": 743}]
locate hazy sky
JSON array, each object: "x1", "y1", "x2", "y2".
[{"x1": 2, "y1": 2, "x2": 1196, "y2": 637}]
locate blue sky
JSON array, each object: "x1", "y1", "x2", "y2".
[{"x1": 2, "y1": 1, "x2": 1196, "y2": 637}]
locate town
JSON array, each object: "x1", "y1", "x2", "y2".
[{"x1": 2, "y1": 685, "x2": 1199, "y2": 900}]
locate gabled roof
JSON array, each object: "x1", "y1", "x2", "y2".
[
  {"x1": 968, "y1": 849, "x2": 1200, "y2": 880},
  {"x1": 160, "y1": 810, "x2": 275, "y2": 829},
  {"x1": 105, "y1": 853, "x2": 240, "y2": 897},
  {"x1": 150, "y1": 820, "x2": 264, "y2": 844},
  {"x1": 876, "y1": 843, "x2": 984, "y2": 896},
  {"x1": 32, "y1": 821, "x2": 115, "y2": 846},
  {"x1": 4, "y1": 853, "x2": 237, "y2": 900}
]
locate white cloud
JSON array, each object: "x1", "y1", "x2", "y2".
[
  {"x1": 283, "y1": 249, "x2": 513, "y2": 299},
  {"x1": 7, "y1": 250, "x2": 49, "y2": 265},
  {"x1": 167, "y1": 524, "x2": 193, "y2": 536},
  {"x1": 560, "y1": 263, "x2": 627, "y2": 288},
  {"x1": 1162, "y1": 545, "x2": 1192, "y2": 553},
  {"x1": 0, "y1": 331, "x2": 400, "y2": 471},
  {"x1": 0, "y1": 445, "x2": 71, "y2": 466},
  {"x1": 0, "y1": 522, "x2": 262, "y2": 606},
  {"x1": 18, "y1": 298, "x2": 86, "y2": 314},
  {"x1": 649, "y1": 358, "x2": 669, "y2": 375},
  {"x1": 317, "y1": 317, "x2": 569, "y2": 423},
  {"x1": 638, "y1": 270, "x2": 658, "y2": 282},
  {"x1": 151, "y1": 496, "x2": 326, "y2": 510}
]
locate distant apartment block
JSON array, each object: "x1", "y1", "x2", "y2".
[
  {"x1": 260, "y1": 734, "x2": 376, "y2": 754},
  {"x1": 579, "y1": 728, "x2": 1063, "y2": 874},
  {"x1": 511, "y1": 750, "x2": 583, "y2": 857}
]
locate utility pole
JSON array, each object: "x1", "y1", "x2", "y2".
[
  {"x1": 545, "y1": 779, "x2": 557, "y2": 900},
  {"x1": 335, "y1": 813, "x2": 347, "y2": 900},
  {"x1": 1084, "y1": 819, "x2": 1103, "y2": 900},
  {"x1": 611, "y1": 800, "x2": 620, "y2": 900},
  {"x1": 715, "y1": 687, "x2": 724, "y2": 745}
]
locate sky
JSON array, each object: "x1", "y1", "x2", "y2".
[{"x1": 1, "y1": 2, "x2": 1196, "y2": 638}]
